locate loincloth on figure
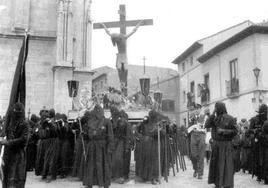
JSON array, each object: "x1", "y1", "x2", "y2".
[{"x1": 116, "y1": 53, "x2": 128, "y2": 71}]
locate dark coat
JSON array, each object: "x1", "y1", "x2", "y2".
[
  {"x1": 72, "y1": 120, "x2": 86, "y2": 179},
  {"x1": 261, "y1": 120, "x2": 268, "y2": 182},
  {"x1": 58, "y1": 122, "x2": 74, "y2": 176},
  {"x1": 206, "y1": 113, "x2": 237, "y2": 187},
  {"x1": 135, "y1": 118, "x2": 167, "y2": 181},
  {"x1": 26, "y1": 120, "x2": 39, "y2": 171},
  {"x1": 82, "y1": 117, "x2": 114, "y2": 187},
  {"x1": 2, "y1": 120, "x2": 29, "y2": 188},
  {"x1": 35, "y1": 119, "x2": 59, "y2": 178},
  {"x1": 111, "y1": 117, "x2": 131, "y2": 179},
  {"x1": 249, "y1": 116, "x2": 265, "y2": 179}
]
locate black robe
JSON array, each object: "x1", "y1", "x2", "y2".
[
  {"x1": 206, "y1": 114, "x2": 237, "y2": 188},
  {"x1": 35, "y1": 119, "x2": 59, "y2": 179},
  {"x1": 249, "y1": 116, "x2": 265, "y2": 180},
  {"x1": 26, "y1": 120, "x2": 39, "y2": 171},
  {"x1": 58, "y1": 122, "x2": 74, "y2": 177},
  {"x1": 2, "y1": 119, "x2": 29, "y2": 188},
  {"x1": 72, "y1": 121, "x2": 86, "y2": 180},
  {"x1": 111, "y1": 117, "x2": 130, "y2": 179},
  {"x1": 82, "y1": 117, "x2": 114, "y2": 187},
  {"x1": 135, "y1": 120, "x2": 167, "y2": 181},
  {"x1": 262, "y1": 132, "x2": 268, "y2": 183},
  {"x1": 35, "y1": 124, "x2": 46, "y2": 176}
]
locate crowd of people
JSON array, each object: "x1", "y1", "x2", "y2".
[
  {"x1": 0, "y1": 101, "x2": 267, "y2": 188},
  {"x1": 186, "y1": 102, "x2": 268, "y2": 188},
  {"x1": 0, "y1": 102, "x2": 187, "y2": 188}
]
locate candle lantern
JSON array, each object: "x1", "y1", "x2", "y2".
[{"x1": 67, "y1": 80, "x2": 79, "y2": 98}]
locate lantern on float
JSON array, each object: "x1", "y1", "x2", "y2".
[
  {"x1": 67, "y1": 61, "x2": 79, "y2": 110},
  {"x1": 153, "y1": 77, "x2": 162, "y2": 110},
  {"x1": 67, "y1": 80, "x2": 79, "y2": 98},
  {"x1": 140, "y1": 77, "x2": 150, "y2": 97}
]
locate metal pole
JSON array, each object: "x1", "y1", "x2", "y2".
[{"x1": 256, "y1": 76, "x2": 260, "y2": 108}]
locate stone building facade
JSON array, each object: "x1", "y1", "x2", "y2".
[
  {"x1": 172, "y1": 20, "x2": 268, "y2": 126},
  {"x1": 0, "y1": 0, "x2": 94, "y2": 115}
]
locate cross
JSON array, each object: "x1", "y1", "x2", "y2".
[
  {"x1": 93, "y1": 4, "x2": 153, "y2": 96},
  {"x1": 142, "y1": 56, "x2": 147, "y2": 74},
  {"x1": 93, "y1": 4, "x2": 153, "y2": 34}
]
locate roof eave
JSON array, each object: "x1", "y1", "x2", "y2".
[
  {"x1": 198, "y1": 25, "x2": 268, "y2": 63},
  {"x1": 172, "y1": 42, "x2": 202, "y2": 64}
]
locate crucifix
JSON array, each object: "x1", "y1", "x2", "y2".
[{"x1": 93, "y1": 4, "x2": 153, "y2": 96}]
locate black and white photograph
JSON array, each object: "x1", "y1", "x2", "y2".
[{"x1": 0, "y1": 0, "x2": 268, "y2": 187}]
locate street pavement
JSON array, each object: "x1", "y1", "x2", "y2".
[{"x1": 24, "y1": 158, "x2": 267, "y2": 188}]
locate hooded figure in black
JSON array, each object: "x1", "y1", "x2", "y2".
[
  {"x1": 57, "y1": 113, "x2": 74, "y2": 178},
  {"x1": 35, "y1": 109, "x2": 50, "y2": 176},
  {"x1": 72, "y1": 111, "x2": 92, "y2": 180},
  {"x1": 261, "y1": 120, "x2": 268, "y2": 184},
  {"x1": 82, "y1": 105, "x2": 114, "y2": 188},
  {"x1": 26, "y1": 114, "x2": 39, "y2": 171},
  {"x1": 38, "y1": 108, "x2": 59, "y2": 181},
  {"x1": 205, "y1": 102, "x2": 237, "y2": 188},
  {"x1": 135, "y1": 110, "x2": 167, "y2": 184},
  {"x1": 110, "y1": 108, "x2": 131, "y2": 183},
  {"x1": 0, "y1": 102, "x2": 29, "y2": 188},
  {"x1": 249, "y1": 104, "x2": 267, "y2": 181}
]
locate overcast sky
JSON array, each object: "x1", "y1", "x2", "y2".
[{"x1": 91, "y1": 0, "x2": 268, "y2": 70}]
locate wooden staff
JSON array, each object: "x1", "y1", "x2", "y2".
[
  {"x1": 168, "y1": 138, "x2": 176, "y2": 176},
  {"x1": 78, "y1": 118, "x2": 87, "y2": 161},
  {"x1": 180, "y1": 150, "x2": 187, "y2": 171},
  {"x1": 173, "y1": 136, "x2": 179, "y2": 173},
  {"x1": 157, "y1": 121, "x2": 161, "y2": 184},
  {"x1": 177, "y1": 148, "x2": 183, "y2": 170},
  {"x1": 164, "y1": 128, "x2": 168, "y2": 182}
]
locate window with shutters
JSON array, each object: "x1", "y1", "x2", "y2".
[
  {"x1": 182, "y1": 62, "x2": 185, "y2": 72},
  {"x1": 190, "y1": 56, "x2": 194, "y2": 66},
  {"x1": 226, "y1": 59, "x2": 239, "y2": 97}
]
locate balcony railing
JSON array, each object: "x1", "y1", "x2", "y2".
[{"x1": 226, "y1": 78, "x2": 239, "y2": 98}]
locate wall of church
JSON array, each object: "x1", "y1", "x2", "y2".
[
  {"x1": 0, "y1": 0, "x2": 93, "y2": 116},
  {"x1": 0, "y1": 0, "x2": 57, "y2": 36},
  {"x1": 0, "y1": 38, "x2": 21, "y2": 116},
  {"x1": 29, "y1": 0, "x2": 57, "y2": 35},
  {"x1": 26, "y1": 39, "x2": 56, "y2": 115},
  {"x1": 0, "y1": 37, "x2": 56, "y2": 116}
]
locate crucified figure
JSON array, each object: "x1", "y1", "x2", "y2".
[
  {"x1": 100, "y1": 21, "x2": 143, "y2": 96},
  {"x1": 101, "y1": 20, "x2": 143, "y2": 71}
]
